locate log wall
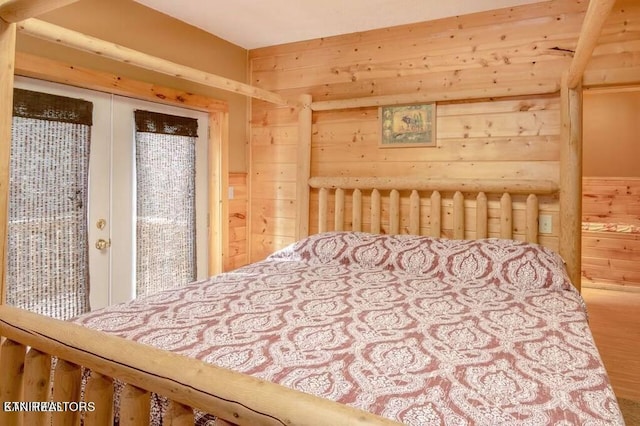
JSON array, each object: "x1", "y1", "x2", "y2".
[
  {"x1": 582, "y1": 177, "x2": 640, "y2": 289},
  {"x1": 248, "y1": 0, "x2": 640, "y2": 262}
]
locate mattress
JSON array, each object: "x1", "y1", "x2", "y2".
[{"x1": 74, "y1": 232, "x2": 623, "y2": 425}]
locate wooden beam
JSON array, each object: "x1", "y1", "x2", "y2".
[
  {"x1": 311, "y1": 82, "x2": 559, "y2": 111},
  {"x1": 560, "y1": 73, "x2": 583, "y2": 291},
  {"x1": 566, "y1": 0, "x2": 617, "y2": 89},
  {"x1": 15, "y1": 52, "x2": 228, "y2": 112},
  {"x1": 0, "y1": 0, "x2": 78, "y2": 23},
  {"x1": 17, "y1": 18, "x2": 290, "y2": 106},
  {"x1": 0, "y1": 19, "x2": 15, "y2": 305}
]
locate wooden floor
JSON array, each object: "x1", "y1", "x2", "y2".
[{"x1": 582, "y1": 286, "x2": 640, "y2": 401}]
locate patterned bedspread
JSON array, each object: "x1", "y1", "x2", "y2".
[{"x1": 75, "y1": 232, "x2": 623, "y2": 425}]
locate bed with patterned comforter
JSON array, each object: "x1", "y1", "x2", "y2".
[{"x1": 74, "y1": 232, "x2": 623, "y2": 425}]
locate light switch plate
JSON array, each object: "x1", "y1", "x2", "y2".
[{"x1": 539, "y1": 215, "x2": 552, "y2": 234}]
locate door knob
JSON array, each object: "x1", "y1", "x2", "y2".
[{"x1": 95, "y1": 238, "x2": 111, "y2": 250}]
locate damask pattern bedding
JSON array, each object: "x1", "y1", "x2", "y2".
[{"x1": 75, "y1": 232, "x2": 623, "y2": 425}]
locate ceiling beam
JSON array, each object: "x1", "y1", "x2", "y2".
[
  {"x1": 17, "y1": 18, "x2": 291, "y2": 106},
  {"x1": 0, "y1": 0, "x2": 78, "y2": 23},
  {"x1": 566, "y1": 0, "x2": 617, "y2": 89}
]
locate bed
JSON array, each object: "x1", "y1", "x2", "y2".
[
  {"x1": 0, "y1": 1, "x2": 628, "y2": 425},
  {"x1": 0, "y1": 231, "x2": 624, "y2": 425}
]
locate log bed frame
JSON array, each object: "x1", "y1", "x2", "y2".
[{"x1": 0, "y1": 0, "x2": 625, "y2": 425}]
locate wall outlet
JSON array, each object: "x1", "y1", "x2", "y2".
[
  {"x1": 228, "y1": 186, "x2": 234, "y2": 200},
  {"x1": 539, "y1": 214, "x2": 553, "y2": 234}
]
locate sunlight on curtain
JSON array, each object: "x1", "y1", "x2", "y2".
[
  {"x1": 8, "y1": 89, "x2": 92, "y2": 320},
  {"x1": 135, "y1": 110, "x2": 197, "y2": 297}
]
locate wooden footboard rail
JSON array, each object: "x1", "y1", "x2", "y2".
[
  {"x1": 0, "y1": 305, "x2": 400, "y2": 426},
  {"x1": 309, "y1": 176, "x2": 560, "y2": 245}
]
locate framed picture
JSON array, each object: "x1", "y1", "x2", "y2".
[{"x1": 379, "y1": 103, "x2": 436, "y2": 147}]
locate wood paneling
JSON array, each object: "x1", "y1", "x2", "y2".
[
  {"x1": 581, "y1": 177, "x2": 640, "y2": 289},
  {"x1": 224, "y1": 173, "x2": 248, "y2": 271},
  {"x1": 583, "y1": 177, "x2": 640, "y2": 225},
  {"x1": 248, "y1": 0, "x2": 640, "y2": 262}
]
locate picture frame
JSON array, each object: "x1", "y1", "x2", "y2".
[{"x1": 379, "y1": 103, "x2": 436, "y2": 147}]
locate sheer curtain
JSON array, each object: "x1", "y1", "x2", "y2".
[
  {"x1": 7, "y1": 89, "x2": 92, "y2": 320},
  {"x1": 134, "y1": 110, "x2": 198, "y2": 297}
]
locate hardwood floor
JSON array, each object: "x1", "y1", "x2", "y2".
[{"x1": 582, "y1": 286, "x2": 640, "y2": 401}]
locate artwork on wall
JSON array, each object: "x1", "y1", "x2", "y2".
[{"x1": 379, "y1": 103, "x2": 436, "y2": 147}]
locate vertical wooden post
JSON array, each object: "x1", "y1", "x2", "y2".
[
  {"x1": 84, "y1": 372, "x2": 114, "y2": 426},
  {"x1": 370, "y1": 189, "x2": 381, "y2": 234},
  {"x1": 296, "y1": 94, "x2": 312, "y2": 239},
  {"x1": 52, "y1": 360, "x2": 81, "y2": 426},
  {"x1": 24, "y1": 349, "x2": 52, "y2": 426},
  {"x1": 352, "y1": 189, "x2": 362, "y2": 232},
  {"x1": 389, "y1": 189, "x2": 400, "y2": 234},
  {"x1": 0, "y1": 19, "x2": 16, "y2": 305},
  {"x1": 430, "y1": 191, "x2": 441, "y2": 238},
  {"x1": 500, "y1": 193, "x2": 513, "y2": 239},
  {"x1": 120, "y1": 384, "x2": 151, "y2": 426},
  {"x1": 208, "y1": 110, "x2": 228, "y2": 275},
  {"x1": 164, "y1": 400, "x2": 194, "y2": 426},
  {"x1": 453, "y1": 191, "x2": 464, "y2": 239},
  {"x1": 318, "y1": 188, "x2": 328, "y2": 233},
  {"x1": 526, "y1": 194, "x2": 539, "y2": 244},
  {"x1": 334, "y1": 188, "x2": 345, "y2": 231},
  {"x1": 0, "y1": 339, "x2": 25, "y2": 426},
  {"x1": 409, "y1": 190, "x2": 420, "y2": 235},
  {"x1": 560, "y1": 73, "x2": 583, "y2": 291},
  {"x1": 476, "y1": 192, "x2": 488, "y2": 239}
]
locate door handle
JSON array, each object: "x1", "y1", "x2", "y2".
[{"x1": 95, "y1": 238, "x2": 111, "y2": 250}]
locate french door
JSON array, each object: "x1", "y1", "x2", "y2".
[{"x1": 13, "y1": 77, "x2": 209, "y2": 311}]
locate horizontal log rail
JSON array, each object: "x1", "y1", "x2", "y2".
[
  {"x1": 0, "y1": 0, "x2": 79, "y2": 23},
  {"x1": 308, "y1": 176, "x2": 559, "y2": 195},
  {"x1": 0, "y1": 305, "x2": 400, "y2": 426},
  {"x1": 310, "y1": 82, "x2": 560, "y2": 111},
  {"x1": 17, "y1": 18, "x2": 291, "y2": 106}
]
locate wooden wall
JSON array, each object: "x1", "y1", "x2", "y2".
[
  {"x1": 248, "y1": 0, "x2": 640, "y2": 262},
  {"x1": 582, "y1": 177, "x2": 640, "y2": 289},
  {"x1": 225, "y1": 173, "x2": 248, "y2": 271}
]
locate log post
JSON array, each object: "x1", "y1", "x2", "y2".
[
  {"x1": 560, "y1": 73, "x2": 583, "y2": 291},
  {"x1": 120, "y1": 384, "x2": 151, "y2": 426},
  {"x1": 476, "y1": 192, "x2": 488, "y2": 239},
  {"x1": 0, "y1": 339, "x2": 26, "y2": 426},
  {"x1": 526, "y1": 194, "x2": 539, "y2": 244},
  {"x1": 352, "y1": 189, "x2": 362, "y2": 232},
  {"x1": 296, "y1": 94, "x2": 312, "y2": 239},
  {"x1": 409, "y1": 190, "x2": 420, "y2": 235},
  {"x1": 0, "y1": 19, "x2": 16, "y2": 305},
  {"x1": 334, "y1": 188, "x2": 345, "y2": 232},
  {"x1": 24, "y1": 349, "x2": 52, "y2": 426},
  {"x1": 51, "y1": 360, "x2": 81, "y2": 426},
  {"x1": 371, "y1": 189, "x2": 381, "y2": 234},
  {"x1": 430, "y1": 191, "x2": 441, "y2": 237},
  {"x1": 453, "y1": 191, "x2": 464, "y2": 239},
  {"x1": 500, "y1": 193, "x2": 513, "y2": 239},
  {"x1": 84, "y1": 371, "x2": 114, "y2": 426},
  {"x1": 389, "y1": 189, "x2": 400, "y2": 234}
]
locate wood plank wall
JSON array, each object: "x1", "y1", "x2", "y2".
[
  {"x1": 582, "y1": 177, "x2": 640, "y2": 288},
  {"x1": 248, "y1": 0, "x2": 640, "y2": 262},
  {"x1": 224, "y1": 173, "x2": 248, "y2": 271}
]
